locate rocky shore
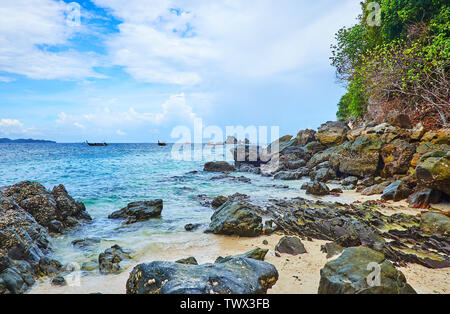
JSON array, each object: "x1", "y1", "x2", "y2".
[{"x1": 1, "y1": 115, "x2": 449, "y2": 294}]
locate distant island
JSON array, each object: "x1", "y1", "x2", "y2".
[{"x1": 0, "y1": 138, "x2": 56, "y2": 144}]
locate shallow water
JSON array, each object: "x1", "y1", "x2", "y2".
[{"x1": 0, "y1": 143, "x2": 376, "y2": 293}]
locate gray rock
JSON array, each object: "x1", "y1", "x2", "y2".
[
  {"x1": 126, "y1": 256, "x2": 278, "y2": 294},
  {"x1": 314, "y1": 168, "x2": 336, "y2": 183},
  {"x1": 185, "y1": 223, "x2": 202, "y2": 232},
  {"x1": 381, "y1": 181, "x2": 413, "y2": 202},
  {"x1": 98, "y1": 245, "x2": 131, "y2": 275},
  {"x1": 273, "y1": 171, "x2": 303, "y2": 181},
  {"x1": 1, "y1": 181, "x2": 91, "y2": 233},
  {"x1": 342, "y1": 176, "x2": 359, "y2": 186},
  {"x1": 361, "y1": 182, "x2": 392, "y2": 196},
  {"x1": 203, "y1": 161, "x2": 236, "y2": 172},
  {"x1": 305, "y1": 181, "x2": 330, "y2": 196},
  {"x1": 175, "y1": 257, "x2": 198, "y2": 265},
  {"x1": 318, "y1": 246, "x2": 416, "y2": 294},
  {"x1": 208, "y1": 201, "x2": 263, "y2": 237},
  {"x1": 320, "y1": 242, "x2": 344, "y2": 259},
  {"x1": 108, "y1": 200, "x2": 163, "y2": 224},
  {"x1": 316, "y1": 121, "x2": 349, "y2": 147},
  {"x1": 275, "y1": 236, "x2": 307, "y2": 255}
]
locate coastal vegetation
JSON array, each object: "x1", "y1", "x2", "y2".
[{"x1": 332, "y1": 0, "x2": 449, "y2": 128}]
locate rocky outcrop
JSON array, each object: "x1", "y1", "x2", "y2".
[
  {"x1": 98, "y1": 245, "x2": 131, "y2": 275},
  {"x1": 415, "y1": 151, "x2": 450, "y2": 196},
  {"x1": 305, "y1": 181, "x2": 330, "y2": 196},
  {"x1": 318, "y1": 247, "x2": 416, "y2": 294},
  {"x1": 254, "y1": 197, "x2": 449, "y2": 268},
  {"x1": 126, "y1": 256, "x2": 278, "y2": 294},
  {"x1": 295, "y1": 129, "x2": 316, "y2": 146},
  {"x1": 108, "y1": 200, "x2": 163, "y2": 224},
  {"x1": 232, "y1": 145, "x2": 269, "y2": 168},
  {"x1": 315, "y1": 121, "x2": 349, "y2": 147},
  {"x1": 380, "y1": 139, "x2": 415, "y2": 176},
  {"x1": 208, "y1": 201, "x2": 263, "y2": 237},
  {"x1": 1, "y1": 181, "x2": 91, "y2": 233},
  {"x1": 335, "y1": 135, "x2": 383, "y2": 177},
  {"x1": 203, "y1": 161, "x2": 236, "y2": 172},
  {"x1": 0, "y1": 191, "x2": 66, "y2": 293},
  {"x1": 275, "y1": 237, "x2": 307, "y2": 255}
]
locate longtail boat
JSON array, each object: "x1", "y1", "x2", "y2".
[{"x1": 86, "y1": 140, "x2": 108, "y2": 146}]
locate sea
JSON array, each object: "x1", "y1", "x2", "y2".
[{"x1": 0, "y1": 142, "x2": 358, "y2": 292}]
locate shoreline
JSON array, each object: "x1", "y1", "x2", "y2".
[{"x1": 30, "y1": 221, "x2": 449, "y2": 294}]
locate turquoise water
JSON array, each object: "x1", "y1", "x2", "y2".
[{"x1": 0, "y1": 143, "x2": 306, "y2": 269}]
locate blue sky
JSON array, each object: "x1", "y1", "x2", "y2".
[{"x1": 0, "y1": 0, "x2": 361, "y2": 143}]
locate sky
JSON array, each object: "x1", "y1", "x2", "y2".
[{"x1": 0, "y1": 0, "x2": 361, "y2": 143}]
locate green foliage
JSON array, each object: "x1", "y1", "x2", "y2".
[
  {"x1": 332, "y1": 0, "x2": 449, "y2": 122},
  {"x1": 337, "y1": 76, "x2": 367, "y2": 121}
]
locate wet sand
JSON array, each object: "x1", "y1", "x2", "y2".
[{"x1": 30, "y1": 232, "x2": 449, "y2": 294}]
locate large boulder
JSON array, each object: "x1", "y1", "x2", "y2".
[
  {"x1": 0, "y1": 197, "x2": 53, "y2": 293},
  {"x1": 416, "y1": 151, "x2": 450, "y2": 196},
  {"x1": 380, "y1": 139, "x2": 416, "y2": 176},
  {"x1": 0, "y1": 181, "x2": 91, "y2": 233},
  {"x1": 305, "y1": 181, "x2": 330, "y2": 196},
  {"x1": 208, "y1": 201, "x2": 263, "y2": 237},
  {"x1": 108, "y1": 200, "x2": 163, "y2": 224},
  {"x1": 336, "y1": 135, "x2": 383, "y2": 177},
  {"x1": 126, "y1": 256, "x2": 278, "y2": 294},
  {"x1": 313, "y1": 168, "x2": 336, "y2": 183},
  {"x1": 381, "y1": 181, "x2": 413, "y2": 202},
  {"x1": 316, "y1": 121, "x2": 349, "y2": 147},
  {"x1": 203, "y1": 161, "x2": 236, "y2": 172},
  {"x1": 318, "y1": 247, "x2": 416, "y2": 294},
  {"x1": 295, "y1": 129, "x2": 316, "y2": 146},
  {"x1": 420, "y1": 212, "x2": 450, "y2": 234},
  {"x1": 267, "y1": 135, "x2": 293, "y2": 154},
  {"x1": 411, "y1": 143, "x2": 450, "y2": 167}
]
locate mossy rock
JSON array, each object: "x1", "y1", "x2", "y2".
[
  {"x1": 318, "y1": 247, "x2": 416, "y2": 294},
  {"x1": 416, "y1": 151, "x2": 450, "y2": 196}
]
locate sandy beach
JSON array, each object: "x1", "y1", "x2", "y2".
[{"x1": 30, "y1": 228, "x2": 449, "y2": 294}]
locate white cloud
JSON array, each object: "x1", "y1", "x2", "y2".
[
  {"x1": 116, "y1": 129, "x2": 125, "y2": 136},
  {"x1": 92, "y1": 0, "x2": 360, "y2": 84},
  {"x1": 0, "y1": 118, "x2": 27, "y2": 135},
  {"x1": 55, "y1": 93, "x2": 197, "y2": 130},
  {"x1": 0, "y1": 0, "x2": 102, "y2": 80}
]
